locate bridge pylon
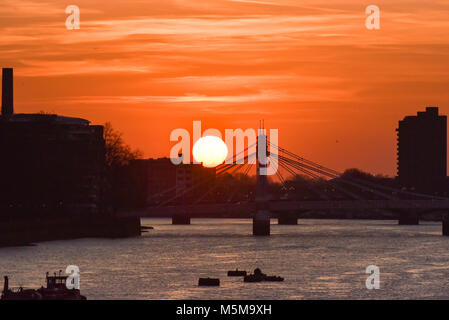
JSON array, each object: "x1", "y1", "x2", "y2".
[
  {"x1": 278, "y1": 211, "x2": 298, "y2": 225},
  {"x1": 253, "y1": 126, "x2": 270, "y2": 236},
  {"x1": 442, "y1": 214, "x2": 449, "y2": 236},
  {"x1": 398, "y1": 209, "x2": 419, "y2": 225},
  {"x1": 172, "y1": 215, "x2": 191, "y2": 225}
]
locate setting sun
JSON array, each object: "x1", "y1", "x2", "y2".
[{"x1": 192, "y1": 136, "x2": 228, "y2": 168}]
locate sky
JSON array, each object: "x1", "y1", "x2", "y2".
[{"x1": 1, "y1": 0, "x2": 449, "y2": 176}]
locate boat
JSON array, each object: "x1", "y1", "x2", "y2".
[
  {"x1": 227, "y1": 269, "x2": 247, "y2": 277},
  {"x1": 264, "y1": 275, "x2": 284, "y2": 282},
  {"x1": 1, "y1": 272, "x2": 87, "y2": 300},
  {"x1": 198, "y1": 278, "x2": 220, "y2": 286},
  {"x1": 244, "y1": 268, "x2": 284, "y2": 283}
]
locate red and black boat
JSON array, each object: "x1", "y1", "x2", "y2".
[{"x1": 1, "y1": 272, "x2": 86, "y2": 300}]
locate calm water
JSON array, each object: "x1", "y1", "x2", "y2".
[{"x1": 1, "y1": 219, "x2": 449, "y2": 300}]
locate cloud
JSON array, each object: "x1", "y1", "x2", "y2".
[{"x1": 2, "y1": 0, "x2": 449, "y2": 176}]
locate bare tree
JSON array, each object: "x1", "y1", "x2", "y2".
[
  {"x1": 104, "y1": 122, "x2": 142, "y2": 168},
  {"x1": 103, "y1": 123, "x2": 143, "y2": 211}
]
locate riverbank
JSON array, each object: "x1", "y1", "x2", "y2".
[{"x1": 0, "y1": 216, "x2": 141, "y2": 247}]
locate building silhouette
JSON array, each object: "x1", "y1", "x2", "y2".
[
  {"x1": 116, "y1": 157, "x2": 215, "y2": 209},
  {"x1": 0, "y1": 68, "x2": 105, "y2": 217},
  {"x1": 396, "y1": 107, "x2": 447, "y2": 194},
  {"x1": 0, "y1": 68, "x2": 140, "y2": 245}
]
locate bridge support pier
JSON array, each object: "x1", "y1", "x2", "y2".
[
  {"x1": 172, "y1": 216, "x2": 190, "y2": 225},
  {"x1": 278, "y1": 212, "x2": 298, "y2": 225},
  {"x1": 398, "y1": 210, "x2": 419, "y2": 225},
  {"x1": 253, "y1": 210, "x2": 270, "y2": 236},
  {"x1": 442, "y1": 215, "x2": 449, "y2": 236}
]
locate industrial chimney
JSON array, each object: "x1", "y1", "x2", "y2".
[{"x1": 1, "y1": 68, "x2": 13, "y2": 118}]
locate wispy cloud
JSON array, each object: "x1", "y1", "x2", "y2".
[{"x1": 2, "y1": 0, "x2": 449, "y2": 175}]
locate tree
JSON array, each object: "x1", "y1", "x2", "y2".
[
  {"x1": 103, "y1": 123, "x2": 143, "y2": 211},
  {"x1": 341, "y1": 168, "x2": 393, "y2": 185},
  {"x1": 104, "y1": 122, "x2": 142, "y2": 168}
]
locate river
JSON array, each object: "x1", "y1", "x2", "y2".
[{"x1": 1, "y1": 219, "x2": 449, "y2": 299}]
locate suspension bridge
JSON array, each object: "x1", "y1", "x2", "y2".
[{"x1": 119, "y1": 128, "x2": 449, "y2": 236}]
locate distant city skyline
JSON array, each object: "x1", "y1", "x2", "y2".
[{"x1": 1, "y1": 0, "x2": 449, "y2": 176}]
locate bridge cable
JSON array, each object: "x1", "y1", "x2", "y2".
[
  {"x1": 276, "y1": 156, "x2": 332, "y2": 200},
  {"x1": 269, "y1": 141, "x2": 449, "y2": 200},
  {"x1": 157, "y1": 152, "x2": 256, "y2": 207}
]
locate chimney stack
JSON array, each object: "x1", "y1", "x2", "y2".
[{"x1": 2, "y1": 68, "x2": 13, "y2": 117}]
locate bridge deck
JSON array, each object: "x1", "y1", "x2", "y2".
[{"x1": 118, "y1": 200, "x2": 449, "y2": 218}]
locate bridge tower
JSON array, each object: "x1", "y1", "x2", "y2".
[{"x1": 253, "y1": 124, "x2": 271, "y2": 236}]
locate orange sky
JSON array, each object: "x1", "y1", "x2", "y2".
[{"x1": 1, "y1": 0, "x2": 449, "y2": 176}]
